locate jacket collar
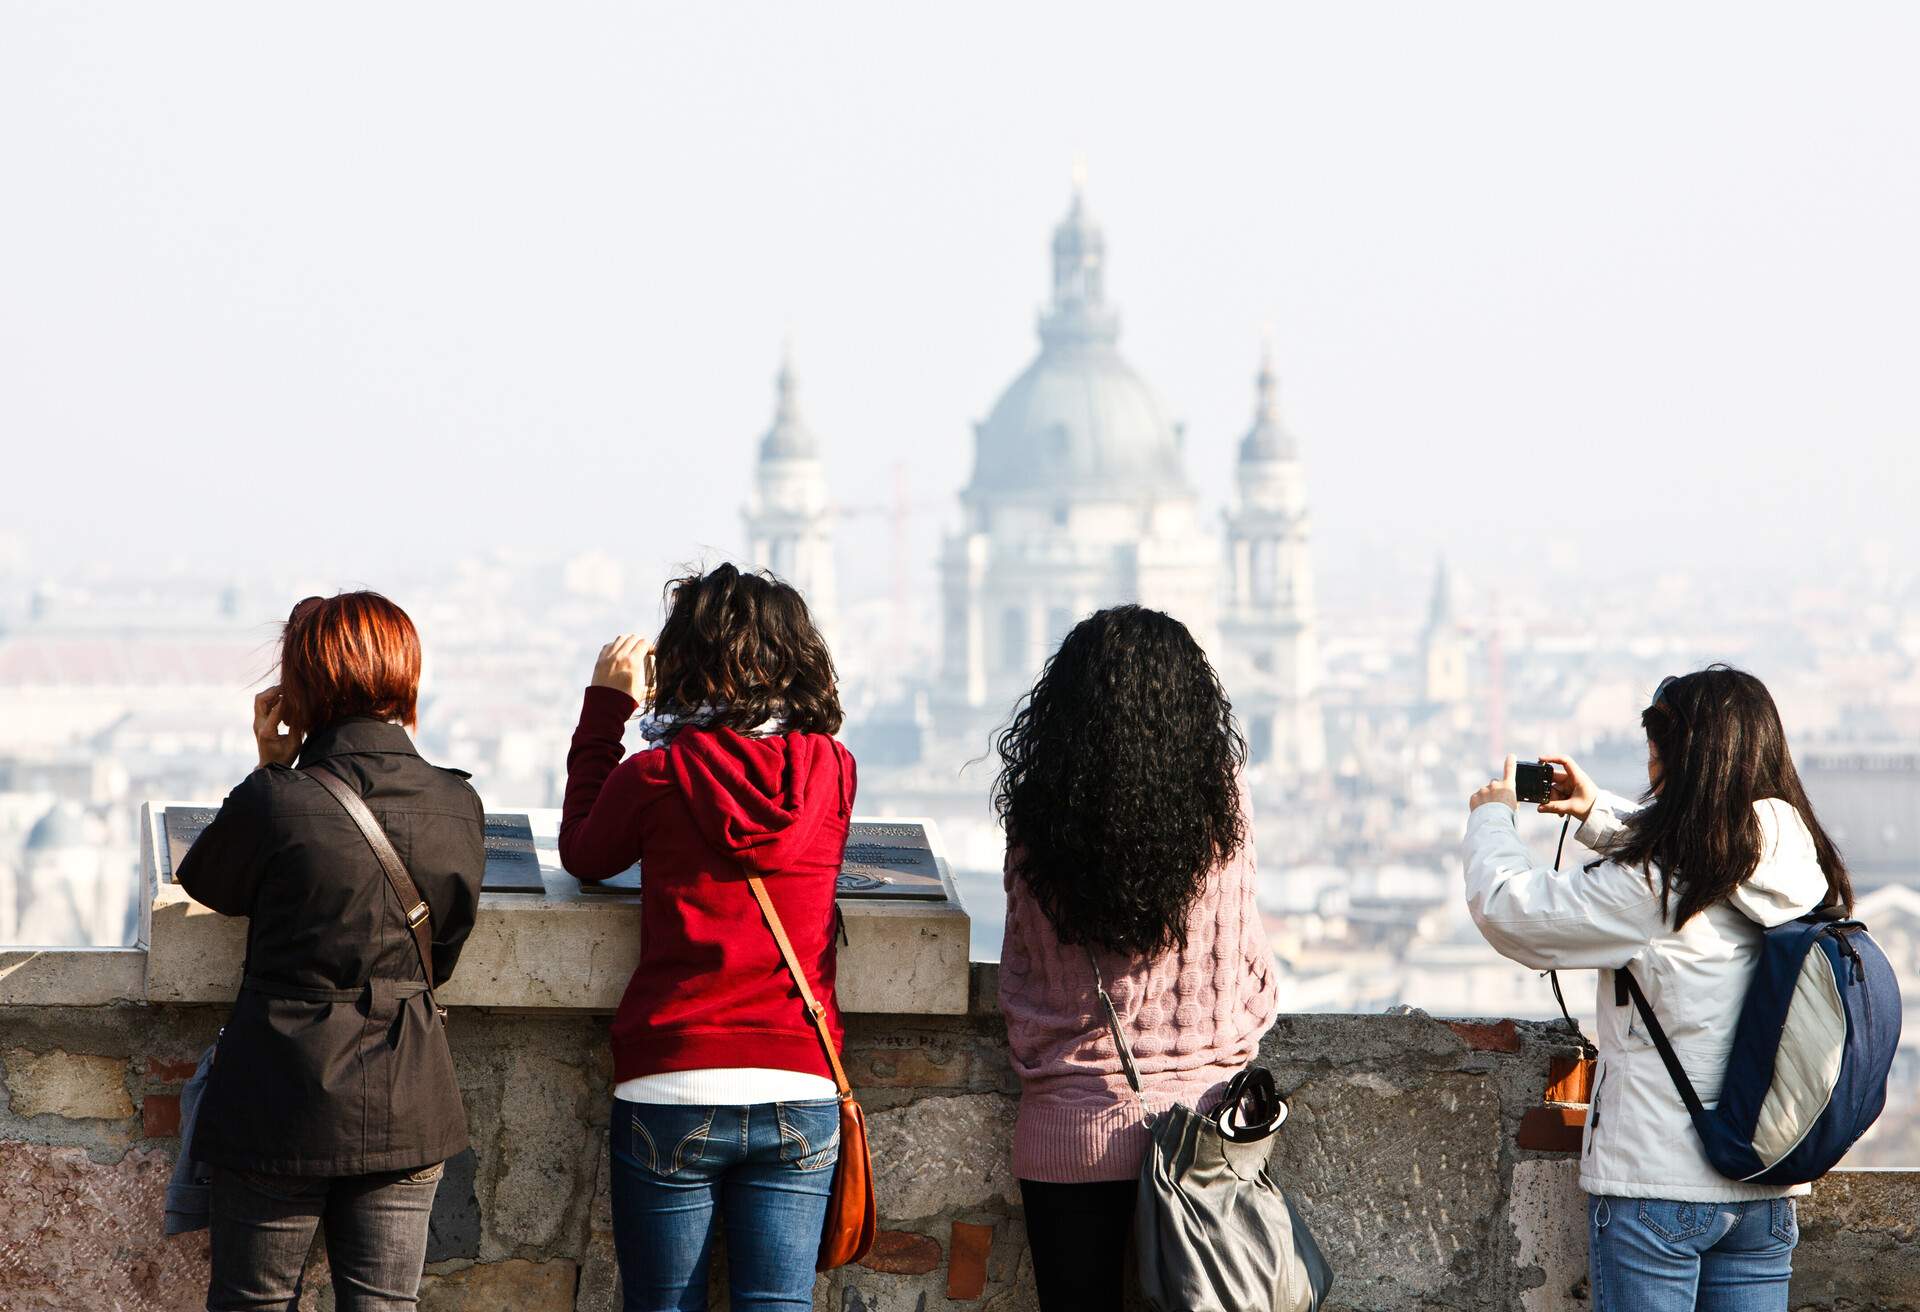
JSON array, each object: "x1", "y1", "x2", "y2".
[{"x1": 297, "y1": 717, "x2": 420, "y2": 766}]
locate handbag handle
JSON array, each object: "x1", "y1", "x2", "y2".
[
  {"x1": 306, "y1": 763, "x2": 444, "y2": 1017},
  {"x1": 745, "y1": 875, "x2": 852, "y2": 1097}
]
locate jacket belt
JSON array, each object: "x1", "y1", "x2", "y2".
[{"x1": 242, "y1": 975, "x2": 429, "y2": 1008}]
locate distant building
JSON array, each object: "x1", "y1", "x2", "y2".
[
  {"x1": 1220, "y1": 343, "x2": 1325, "y2": 771},
  {"x1": 1422, "y1": 557, "x2": 1471, "y2": 708},
  {"x1": 936, "y1": 177, "x2": 1220, "y2": 725},
  {"x1": 3, "y1": 802, "x2": 134, "y2": 946},
  {"x1": 743, "y1": 348, "x2": 838, "y2": 643},
  {"x1": 732, "y1": 176, "x2": 1330, "y2": 771},
  {"x1": 1802, "y1": 748, "x2": 1920, "y2": 889}
]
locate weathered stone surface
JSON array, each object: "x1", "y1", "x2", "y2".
[
  {"x1": 0, "y1": 1143, "x2": 207, "y2": 1310},
  {"x1": 1509, "y1": 1158, "x2": 1586, "y2": 1312},
  {"x1": 148, "y1": 863, "x2": 970, "y2": 1014},
  {"x1": 859, "y1": 1229, "x2": 943, "y2": 1275},
  {"x1": 1269, "y1": 1070, "x2": 1505, "y2": 1308},
  {"x1": 3, "y1": 985, "x2": 1918, "y2": 1312},
  {"x1": 980, "y1": 1219, "x2": 1039, "y2": 1312},
  {"x1": 834, "y1": 901, "x2": 971, "y2": 1015},
  {"x1": 866, "y1": 1094, "x2": 1019, "y2": 1221},
  {"x1": 475, "y1": 1044, "x2": 595, "y2": 1255},
  {"x1": 419, "y1": 1258, "x2": 576, "y2": 1311},
  {"x1": 1793, "y1": 1170, "x2": 1920, "y2": 1311},
  {"x1": 575, "y1": 1129, "x2": 620, "y2": 1312},
  {"x1": 3, "y1": 1048, "x2": 133, "y2": 1120},
  {"x1": 847, "y1": 1036, "x2": 970, "y2": 1091},
  {"x1": 0, "y1": 947, "x2": 146, "y2": 1007},
  {"x1": 427, "y1": 1148, "x2": 482, "y2": 1262}
]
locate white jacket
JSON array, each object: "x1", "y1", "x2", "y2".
[{"x1": 1463, "y1": 793, "x2": 1828, "y2": 1201}]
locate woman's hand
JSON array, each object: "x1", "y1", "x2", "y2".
[
  {"x1": 1537, "y1": 753, "x2": 1599, "y2": 821},
  {"x1": 253, "y1": 686, "x2": 302, "y2": 769},
  {"x1": 591, "y1": 634, "x2": 653, "y2": 700},
  {"x1": 1470, "y1": 755, "x2": 1519, "y2": 812}
]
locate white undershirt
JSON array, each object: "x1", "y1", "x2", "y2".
[{"x1": 614, "y1": 1068, "x2": 839, "y2": 1105}]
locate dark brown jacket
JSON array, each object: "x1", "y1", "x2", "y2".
[{"x1": 176, "y1": 718, "x2": 484, "y2": 1175}]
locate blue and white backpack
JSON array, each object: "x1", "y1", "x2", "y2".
[{"x1": 1621, "y1": 911, "x2": 1903, "y2": 1184}]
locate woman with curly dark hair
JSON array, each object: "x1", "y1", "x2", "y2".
[
  {"x1": 993, "y1": 605, "x2": 1279, "y2": 1311},
  {"x1": 558, "y1": 563, "x2": 857, "y2": 1311}
]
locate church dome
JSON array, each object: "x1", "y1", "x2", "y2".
[
  {"x1": 966, "y1": 182, "x2": 1189, "y2": 499},
  {"x1": 971, "y1": 347, "x2": 1185, "y2": 495},
  {"x1": 25, "y1": 803, "x2": 90, "y2": 853}
]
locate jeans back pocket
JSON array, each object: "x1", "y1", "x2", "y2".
[
  {"x1": 774, "y1": 1100, "x2": 841, "y2": 1173},
  {"x1": 1769, "y1": 1198, "x2": 1798, "y2": 1246},
  {"x1": 1638, "y1": 1199, "x2": 1711, "y2": 1244},
  {"x1": 628, "y1": 1105, "x2": 716, "y2": 1179}
]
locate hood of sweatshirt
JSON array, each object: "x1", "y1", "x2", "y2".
[{"x1": 665, "y1": 727, "x2": 857, "y2": 875}]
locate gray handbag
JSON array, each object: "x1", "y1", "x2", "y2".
[{"x1": 1089, "y1": 949, "x2": 1333, "y2": 1312}]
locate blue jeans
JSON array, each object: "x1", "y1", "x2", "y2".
[
  {"x1": 1590, "y1": 1195, "x2": 1798, "y2": 1312},
  {"x1": 609, "y1": 1099, "x2": 840, "y2": 1312}
]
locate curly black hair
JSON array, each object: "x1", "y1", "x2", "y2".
[
  {"x1": 650, "y1": 563, "x2": 842, "y2": 736},
  {"x1": 992, "y1": 605, "x2": 1248, "y2": 957}
]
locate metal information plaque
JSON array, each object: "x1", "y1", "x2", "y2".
[
  {"x1": 576, "y1": 819, "x2": 950, "y2": 899},
  {"x1": 148, "y1": 805, "x2": 950, "y2": 902},
  {"x1": 152, "y1": 805, "x2": 555, "y2": 893},
  {"x1": 479, "y1": 814, "x2": 546, "y2": 893},
  {"x1": 839, "y1": 821, "x2": 947, "y2": 898},
  {"x1": 163, "y1": 807, "x2": 220, "y2": 881}
]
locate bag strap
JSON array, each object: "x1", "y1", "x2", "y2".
[
  {"x1": 1085, "y1": 946, "x2": 1147, "y2": 1116},
  {"x1": 745, "y1": 875, "x2": 852, "y2": 1097},
  {"x1": 1617, "y1": 965, "x2": 1708, "y2": 1120},
  {"x1": 306, "y1": 764, "x2": 441, "y2": 1012}
]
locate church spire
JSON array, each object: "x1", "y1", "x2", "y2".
[
  {"x1": 758, "y1": 342, "x2": 818, "y2": 461},
  {"x1": 1238, "y1": 336, "x2": 1297, "y2": 464},
  {"x1": 1040, "y1": 163, "x2": 1119, "y2": 348}
]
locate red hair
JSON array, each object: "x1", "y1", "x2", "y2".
[{"x1": 278, "y1": 592, "x2": 421, "y2": 732}]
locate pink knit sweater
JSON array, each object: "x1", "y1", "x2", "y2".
[{"x1": 997, "y1": 839, "x2": 1280, "y2": 1183}]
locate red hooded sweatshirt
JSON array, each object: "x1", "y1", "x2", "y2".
[{"x1": 558, "y1": 686, "x2": 857, "y2": 1083}]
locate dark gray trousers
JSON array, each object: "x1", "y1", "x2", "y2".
[{"x1": 205, "y1": 1163, "x2": 443, "y2": 1311}]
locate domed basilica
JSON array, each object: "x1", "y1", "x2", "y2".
[{"x1": 744, "y1": 179, "x2": 1326, "y2": 775}]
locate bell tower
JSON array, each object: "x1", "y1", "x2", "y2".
[
  {"x1": 1221, "y1": 341, "x2": 1325, "y2": 772},
  {"x1": 743, "y1": 348, "x2": 837, "y2": 639}
]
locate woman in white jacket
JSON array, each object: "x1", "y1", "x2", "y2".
[{"x1": 1462, "y1": 667, "x2": 1852, "y2": 1312}]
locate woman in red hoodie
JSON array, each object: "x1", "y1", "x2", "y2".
[{"x1": 560, "y1": 564, "x2": 857, "y2": 1312}]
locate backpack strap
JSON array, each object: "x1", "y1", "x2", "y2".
[
  {"x1": 306, "y1": 764, "x2": 443, "y2": 1018},
  {"x1": 1617, "y1": 965, "x2": 1707, "y2": 1120}
]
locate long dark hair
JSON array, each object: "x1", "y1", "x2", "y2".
[
  {"x1": 1610, "y1": 665, "x2": 1851, "y2": 927},
  {"x1": 649, "y1": 563, "x2": 842, "y2": 736},
  {"x1": 992, "y1": 605, "x2": 1248, "y2": 957}
]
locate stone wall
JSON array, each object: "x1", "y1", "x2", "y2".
[{"x1": 1, "y1": 962, "x2": 1914, "y2": 1311}]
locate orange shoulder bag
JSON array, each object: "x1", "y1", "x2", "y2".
[{"x1": 745, "y1": 876, "x2": 877, "y2": 1270}]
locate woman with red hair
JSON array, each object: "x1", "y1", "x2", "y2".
[{"x1": 178, "y1": 591, "x2": 484, "y2": 1311}]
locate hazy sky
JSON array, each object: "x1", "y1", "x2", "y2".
[{"x1": 4, "y1": 3, "x2": 1917, "y2": 618}]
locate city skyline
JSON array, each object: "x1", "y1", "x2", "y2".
[{"x1": 3, "y1": 4, "x2": 1917, "y2": 614}]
